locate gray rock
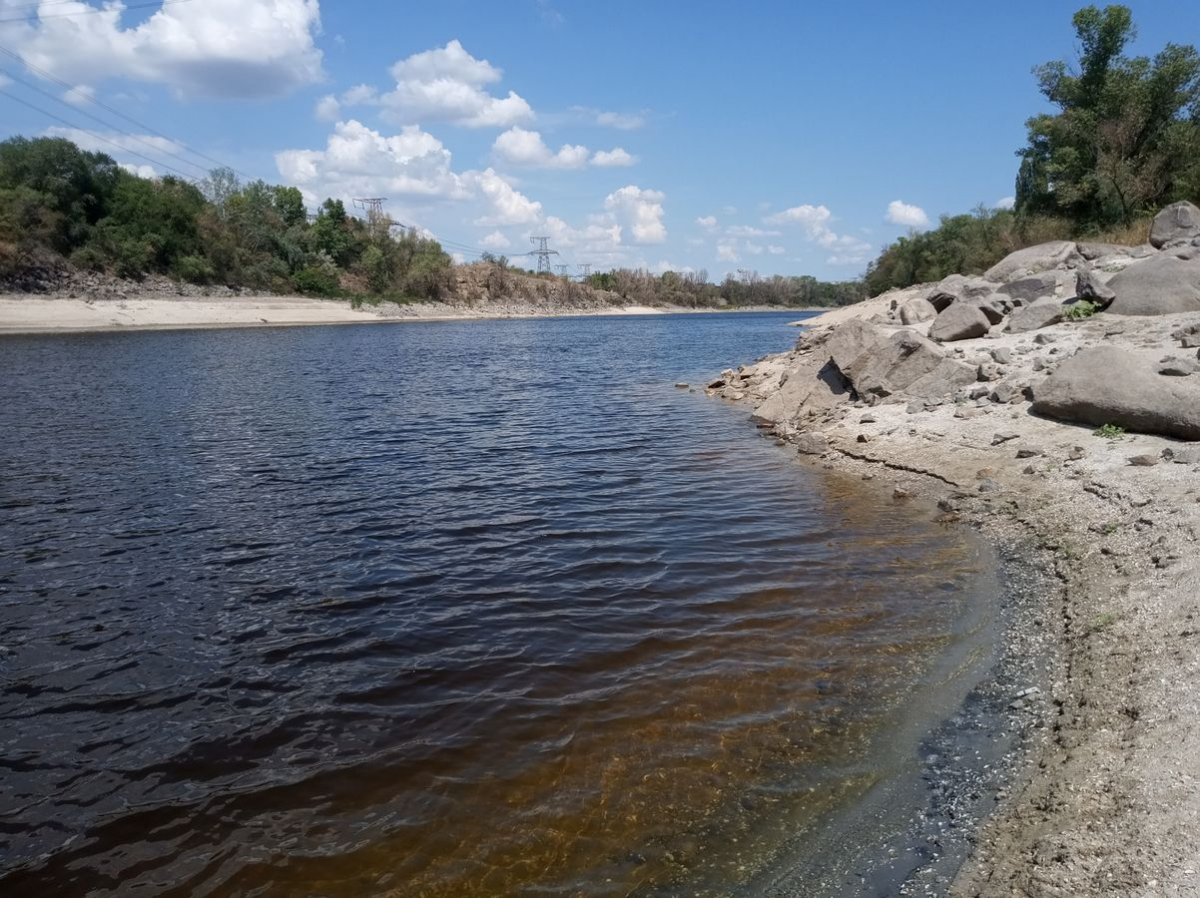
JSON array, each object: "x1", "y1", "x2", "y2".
[
  {"x1": 1031, "y1": 346, "x2": 1200, "y2": 440},
  {"x1": 1016, "y1": 447, "x2": 1045, "y2": 458},
  {"x1": 1076, "y1": 267, "x2": 1116, "y2": 307},
  {"x1": 826, "y1": 321, "x2": 975, "y2": 401},
  {"x1": 984, "y1": 241, "x2": 1081, "y2": 283},
  {"x1": 991, "y1": 382, "x2": 1022, "y2": 404},
  {"x1": 826, "y1": 319, "x2": 891, "y2": 384},
  {"x1": 926, "y1": 290, "x2": 956, "y2": 313},
  {"x1": 752, "y1": 353, "x2": 851, "y2": 424},
  {"x1": 1106, "y1": 254, "x2": 1200, "y2": 316},
  {"x1": 999, "y1": 273, "x2": 1059, "y2": 303},
  {"x1": 1173, "y1": 447, "x2": 1200, "y2": 465},
  {"x1": 1007, "y1": 297, "x2": 1065, "y2": 334},
  {"x1": 991, "y1": 431, "x2": 1020, "y2": 445},
  {"x1": 1149, "y1": 201, "x2": 1200, "y2": 249},
  {"x1": 795, "y1": 432, "x2": 830, "y2": 455},
  {"x1": 899, "y1": 297, "x2": 937, "y2": 325},
  {"x1": 990, "y1": 347, "x2": 1013, "y2": 365},
  {"x1": 1077, "y1": 241, "x2": 1155, "y2": 261},
  {"x1": 964, "y1": 296, "x2": 1007, "y2": 325},
  {"x1": 1173, "y1": 323, "x2": 1200, "y2": 348},
  {"x1": 929, "y1": 303, "x2": 991, "y2": 342},
  {"x1": 1128, "y1": 454, "x2": 1160, "y2": 467},
  {"x1": 1156, "y1": 357, "x2": 1200, "y2": 377}
]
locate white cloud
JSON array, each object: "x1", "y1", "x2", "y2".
[
  {"x1": 745, "y1": 242, "x2": 765, "y2": 255},
  {"x1": 652, "y1": 260, "x2": 692, "y2": 275},
  {"x1": 765, "y1": 203, "x2": 873, "y2": 266},
  {"x1": 885, "y1": 200, "x2": 929, "y2": 228},
  {"x1": 767, "y1": 245, "x2": 785, "y2": 255},
  {"x1": 464, "y1": 168, "x2": 542, "y2": 225},
  {"x1": 996, "y1": 195, "x2": 1016, "y2": 210},
  {"x1": 6, "y1": 0, "x2": 324, "y2": 99},
  {"x1": 315, "y1": 94, "x2": 341, "y2": 122},
  {"x1": 570, "y1": 106, "x2": 647, "y2": 130},
  {"x1": 696, "y1": 215, "x2": 718, "y2": 230},
  {"x1": 604, "y1": 185, "x2": 667, "y2": 243},
  {"x1": 716, "y1": 240, "x2": 739, "y2": 262},
  {"x1": 542, "y1": 215, "x2": 623, "y2": 259},
  {"x1": 0, "y1": 73, "x2": 9, "y2": 89},
  {"x1": 493, "y1": 127, "x2": 589, "y2": 169},
  {"x1": 275, "y1": 119, "x2": 541, "y2": 227},
  {"x1": 44, "y1": 126, "x2": 183, "y2": 173},
  {"x1": 726, "y1": 224, "x2": 780, "y2": 237},
  {"x1": 362, "y1": 40, "x2": 533, "y2": 128},
  {"x1": 62, "y1": 85, "x2": 95, "y2": 106},
  {"x1": 591, "y1": 147, "x2": 637, "y2": 167},
  {"x1": 481, "y1": 230, "x2": 511, "y2": 249}
]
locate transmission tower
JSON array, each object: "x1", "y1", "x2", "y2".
[
  {"x1": 578, "y1": 263, "x2": 592, "y2": 277},
  {"x1": 554, "y1": 264, "x2": 570, "y2": 277},
  {"x1": 529, "y1": 236, "x2": 559, "y2": 274},
  {"x1": 353, "y1": 197, "x2": 389, "y2": 234}
]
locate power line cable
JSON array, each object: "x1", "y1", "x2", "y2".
[
  {"x1": 0, "y1": 87, "x2": 201, "y2": 180},
  {"x1": 0, "y1": 66, "x2": 211, "y2": 177},
  {"x1": 0, "y1": 0, "x2": 194, "y2": 24},
  {"x1": 0, "y1": 41, "x2": 251, "y2": 179}
]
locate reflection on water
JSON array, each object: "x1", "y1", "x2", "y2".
[{"x1": 0, "y1": 314, "x2": 991, "y2": 895}]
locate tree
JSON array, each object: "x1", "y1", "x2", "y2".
[{"x1": 1015, "y1": 4, "x2": 1200, "y2": 227}]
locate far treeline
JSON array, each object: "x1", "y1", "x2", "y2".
[
  {"x1": 866, "y1": 4, "x2": 1200, "y2": 295},
  {"x1": 0, "y1": 135, "x2": 862, "y2": 309}
]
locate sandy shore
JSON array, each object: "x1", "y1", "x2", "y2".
[
  {"x1": 0, "y1": 294, "x2": 687, "y2": 334},
  {"x1": 711, "y1": 302, "x2": 1200, "y2": 896},
  {"x1": 0, "y1": 294, "x2": 806, "y2": 335}
]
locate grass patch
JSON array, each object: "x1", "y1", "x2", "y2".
[
  {"x1": 1086, "y1": 611, "x2": 1119, "y2": 634},
  {"x1": 1064, "y1": 299, "x2": 1099, "y2": 320},
  {"x1": 1093, "y1": 423, "x2": 1126, "y2": 440}
]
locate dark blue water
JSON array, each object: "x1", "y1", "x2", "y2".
[{"x1": 0, "y1": 313, "x2": 994, "y2": 895}]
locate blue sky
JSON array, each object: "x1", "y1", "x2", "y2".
[{"x1": 0, "y1": 0, "x2": 1195, "y2": 279}]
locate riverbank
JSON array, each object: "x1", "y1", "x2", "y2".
[
  {"x1": 0, "y1": 294, "x2": 813, "y2": 335},
  {"x1": 707, "y1": 223, "x2": 1200, "y2": 895}
]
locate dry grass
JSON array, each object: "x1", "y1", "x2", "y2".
[{"x1": 1089, "y1": 215, "x2": 1154, "y2": 246}]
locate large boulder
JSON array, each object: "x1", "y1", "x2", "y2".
[
  {"x1": 1075, "y1": 267, "x2": 1116, "y2": 307},
  {"x1": 825, "y1": 318, "x2": 891, "y2": 383},
  {"x1": 899, "y1": 297, "x2": 937, "y2": 324},
  {"x1": 1007, "y1": 297, "x2": 1065, "y2": 333},
  {"x1": 929, "y1": 302, "x2": 991, "y2": 342},
  {"x1": 984, "y1": 241, "x2": 1081, "y2": 283},
  {"x1": 752, "y1": 353, "x2": 850, "y2": 424},
  {"x1": 1076, "y1": 241, "x2": 1154, "y2": 261},
  {"x1": 847, "y1": 329, "x2": 975, "y2": 399},
  {"x1": 1149, "y1": 201, "x2": 1200, "y2": 249},
  {"x1": 1032, "y1": 346, "x2": 1200, "y2": 440},
  {"x1": 999, "y1": 272, "x2": 1060, "y2": 303},
  {"x1": 1106, "y1": 254, "x2": 1200, "y2": 316}
]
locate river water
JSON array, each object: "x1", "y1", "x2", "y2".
[{"x1": 0, "y1": 313, "x2": 996, "y2": 896}]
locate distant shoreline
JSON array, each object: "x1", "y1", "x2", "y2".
[{"x1": 0, "y1": 295, "x2": 820, "y2": 336}]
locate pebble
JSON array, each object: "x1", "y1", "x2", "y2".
[{"x1": 1128, "y1": 454, "x2": 1159, "y2": 467}]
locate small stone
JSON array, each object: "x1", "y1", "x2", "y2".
[
  {"x1": 674, "y1": 382, "x2": 689, "y2": 389},
  {"x1": 1128, "y1": 454, "x2": 1159, "y2": 467},
  {"x1": 991, "y1": 432, "x2": 1020, "y2": 445},
  {"x1": 1157, "y1": 357, "x2": 1200, "y2": 377},
  {"x1": 990, "y1": 347, "x2": 1013, "y2": 365},
  {"x1": 1023, "y1": 465, "x2": 1037, "y2": 474},
  {"x1": 1068, "y1": 446, "x2": 1086, "y2": 460},
  {"x1": 978, "y1": 479, "x2": 1002, "y2": 493},
  {"x1": 860, "y1": 414, "x2": 877, "y2": 424},
  {"x1": 991, "y1": 382, "x2": 1020, "y2": 404},
  {"x1": 1016, "y1": 448, "x2": 1045, "y2": 458},
  {"x1": 856, "y1": 433, "x2": 871, "y2": 443},
  {"x1": 1033, "y1": 333, "x2": 1056, "y2": 345},
  {"x1": 795, "y1": 433, "x2": 830, "y2": 456},
  {"x1": 893, "y1": 486, "x2": 910, "y2": 500}
]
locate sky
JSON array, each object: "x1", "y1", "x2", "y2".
[{"x1": 0, "y1": 0, "x2": 1195, "y2": 280}]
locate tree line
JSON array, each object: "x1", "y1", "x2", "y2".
[
  {"x1": 583, "y1": 268, "x2": 866, "y2": 309},
  {"x1": 0, "y1": 136, "x2": 452, "y2": 300},
  {"x1": 866, "y1": 4, "x2": 1200, "y2": 295}
]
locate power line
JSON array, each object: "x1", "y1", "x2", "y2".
[
  {"x1": 0, "y1": 67, "x2": 211, "y2": 178},
  {"x1": 0, "y1": 0, "x2": 195, "y2": 24},
  {"x1": 528, "y1": 236, "x2": 559, "y2": 274},
  {"x1": 0, "y1": 88, "x2": 201, "y2": 181},
  {"x1": 0, "y1": 41, "x2": 250, "y2": 179}
]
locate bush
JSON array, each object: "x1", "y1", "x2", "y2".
[
  {"x1": 173, "y1": 254, "x2": 215, "y2": 285},
  {"x1": 293, "y1": 264, "x2": 342, "y2": 297}
]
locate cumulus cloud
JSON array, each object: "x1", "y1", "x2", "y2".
[
  {"x1": 5, "y1": 0, "x2": 324, "y2": 99},
  {"x1": 885, "y1": 200, "x2": 930, "y2": 228},
  {"x1": 275, "y1": 119, "x2": 541, "y2": 226},
  {"x1": 542, "y1": 215, "x2": 623, "y2": 259},
  {"x1": 591, "y1": 147, "x2": 636, "y2": 167},
  {"x1": 765, "y1": 203, "x2": 873, "y2": 266},
  {"x1": 716, "y1": 240, "x2": 739, "y2": 262},
  {"x1": 44, "y1": 126, "x2": 184, "y2": 174},
  {"x1": 696, "y1": 215, "x2": 718, "y2": 230},
  {"x1": 996, "y1": 195, "x2": 1016, "y2": 210},
  {"x1": 353, "y1": 40, "x2": 534, "y2": 128},
  {"x1": 726, "y1": 224, "x2": 780, "y2": 237},
  {"x1": 62, "y1": 85, "x2": 95, "y2": 106},
  {"x1": 570, "y1": 106, "x2": 647, "y2": 130},
  {"x1": 493, "y1": 127, "x2": 589, "y2": 169},
  {"x1": 315, "y1": 94, "x2": 341, "y2": 122},
  {"x1": 492, "y1": 128, "x2": 637, "y2": 169},
  {"x1": 745, "y1": 242, "x2": 765, "y2": 255},
  {"x1": 604, "y1": 185, "x2": 667, "y2": 244},
  {"x1": 767, "y1": 245, "x2": 785, "y2": 255},
  {"x1": 481, "y1": 230, "x2": 511, "y2": 249}
]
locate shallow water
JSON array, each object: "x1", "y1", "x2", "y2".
[{"x1": 0, "y1": 313, "x2": 994, "y2": 895}]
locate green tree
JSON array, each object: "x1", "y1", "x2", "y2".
[{"x1": 1016, "y1": 5, "x2": 1200, "y2": 227}]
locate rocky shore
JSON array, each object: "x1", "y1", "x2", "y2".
[{"x1": 708, "y1": 202, "x2": 1200, "y2": 896}]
